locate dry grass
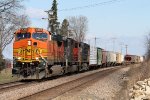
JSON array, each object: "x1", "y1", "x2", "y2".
[{"x1": 0, "y1": 68, "x2": 18, "y2": 84}]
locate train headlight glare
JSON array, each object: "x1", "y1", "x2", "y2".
[
  {"x1": 35, "y1": 57, "x2": 39, "y2": 60},
  {"x1": 18, "y1": 57, "x2": 21, "y2": 60}
]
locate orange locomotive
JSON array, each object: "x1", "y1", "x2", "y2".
[
  {"x1": 13, "y1": 27, "x2": 65, "y2": 79},
  {"x1": 12, "y1": 27, "x2": 90, "y2": 79}
]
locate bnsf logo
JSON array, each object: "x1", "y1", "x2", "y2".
[{"x1": 18, "y1": 48, "x2": 41, "y2": 54}]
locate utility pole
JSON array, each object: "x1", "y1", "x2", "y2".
[
  {"x1": 111, "y1": 37, "x2": 117, "y2": 52},
  {"x1": 125, "y1": 45, "x2": 128, "y2": 55},
  {"x1": 120, "y1": 42, "x2": 124, "y2": 54},
  {"x1": 95, "y1": 37, "x2": 96, "y2": 47},
  {"x1": 94, "y1": 37, "x2": 100, "y2": 47}
]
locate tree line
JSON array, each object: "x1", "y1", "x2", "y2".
[{"x1": 49, "y1": 0, "x2": 88, "y2": 43}]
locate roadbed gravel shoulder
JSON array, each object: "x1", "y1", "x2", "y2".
[{"x1": 53, "y1": 66, "x2": 131, "y2": 100}]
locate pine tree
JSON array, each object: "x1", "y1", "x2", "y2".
[
  {"x1": 49, "y1": 0, "x2": 58, "y2": 33},
  {"x1": 51, "y1": 0, "x2": 57, "y2": 21},
  {"x1": 60, "y1": 19, "x2": 69, "y2": 36}
]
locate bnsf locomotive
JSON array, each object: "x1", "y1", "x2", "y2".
[
  {"x1": 12, "y1": 27, "x2": 89, "y2": 79},
  {"x1": 12, "y1": 27, "x2": 144, "y2": 79}
]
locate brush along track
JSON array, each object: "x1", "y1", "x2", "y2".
[{"x1": 20, "y1": 66, "x2": 127, "y2": 100}]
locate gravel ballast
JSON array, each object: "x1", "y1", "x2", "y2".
[{"x1": 53, "y1": 67, "x2": 130, "y2": 100}]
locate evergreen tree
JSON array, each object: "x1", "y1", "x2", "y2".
[
  {"x1": 49, "y1": 0, "x2": 58, "y2": 33},
  {"x1": 51, "y1": 0, "x2": 57, "y2": 21},
  {"x1": 60, "y1": 19, "x2": 69, "y2": 36}
]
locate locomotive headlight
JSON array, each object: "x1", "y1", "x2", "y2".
[
  {"x1": 28, "y1": 40, "x2": 31, "y2": 46},
  {"x1": 18, "y1": 57, "x2": 21, "y2": 60},
  {"x1": 35, "y1": 57, "x2": 39, "y2": 60}
]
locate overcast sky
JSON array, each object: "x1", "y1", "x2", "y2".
[{"x1": 3, "y1": 0, "x2": 150, "y2": 59}]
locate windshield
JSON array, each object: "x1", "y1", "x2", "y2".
[
  {"x1": 16, "y1": 33, "x2": 31, "y2": 41},
  {"x1": 32, "y1": 33, "x2": 48, "y2": 41}
]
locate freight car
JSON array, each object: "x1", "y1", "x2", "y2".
[
  {"x1": 124, "y1": 55, "x2": 143, "y2": 64},
  {"x1": 106, "y1": 51, "x2": 117, "y2": 66},
  {"x1": 116, "y1": 52, "x2": 124, "y2": 65},
  {"x1": 89, "y1": 46, "x2": 103, "y2": 68}
]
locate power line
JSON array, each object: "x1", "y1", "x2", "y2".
[{"x1": 59, "y1": 0, "x2": 125, "y2": 11}]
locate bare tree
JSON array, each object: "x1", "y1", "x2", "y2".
[
  {"x1": 146, "y1": 33, "x2": 150, "y2": 60},
  {"x1": 0, "y1": 0, "x2": 30, "y2": 53},
  {"x1": 0, "y1": 0, "x2": 23, "y2": 14},
  {"x1": 0, "y1": 15, "x2": 30, "y2": 52},
  {"x1": 0, "y1": 0, "x2": 30, "y2": 71},
  {"x1": 68, "y1": 16, "x2": 88, "y2": 42}
]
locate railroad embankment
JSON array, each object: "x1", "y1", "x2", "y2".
[
  {"x1": 114, "y1": 61, "x2": 150, "y2": 100},
  {"x1": 127, "y1": 61, "x2": 150, "y2": 100}
]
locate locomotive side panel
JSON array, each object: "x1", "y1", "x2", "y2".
[
  {"x1": 47, "y1": 34, "x2": 64, "y2": 65},
  {"x1": 80, "y1": 43, "x2": 89, "y2": 63},
  {"x1": 64, "y1": 38, "x2": 79, "y2": 65}
]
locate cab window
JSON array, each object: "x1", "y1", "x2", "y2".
[
  {"x1": 32, "y1": 33, "x2": 48, "y2": 41},
  {"x1": 16, "y1": 33, "x2": 31, "y2": 41}
]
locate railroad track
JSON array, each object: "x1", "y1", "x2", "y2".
[
  {"x1": 0, "y1": 81, "x2": 37, "y2": 94},
  {"x1": 20, "y1": 65, "x2": 128, "y2": 100}
]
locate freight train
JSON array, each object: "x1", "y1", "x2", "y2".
[{"x1": 12, "y1": 27, "x2": 144, "y2": 79}]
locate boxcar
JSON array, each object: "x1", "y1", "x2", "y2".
[
  {"x1": 116, "y1": 52, "x2": 124, "y2": 65},
  {"x1": 102, "y1": 50, "x2": 107, "y2": 67},
  {"x1": 121, "y1": 54, "x2": 124, "y2": 64},
  {"x1": 106, "y1": 51, "x2": 116, "y2": 66},
  {"x1": 124, "y1": 55, "x2": 139, "y2": 64},
  {"x1": 89, "y1": 46, "x2": 97, "y2": 67},
  {"x1": 97, "y1": 48, "x2": 103, "y2": 66}
]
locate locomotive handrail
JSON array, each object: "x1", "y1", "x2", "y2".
[{"x1": 38, "y1": 54, "x2": 48, "y2": 64}]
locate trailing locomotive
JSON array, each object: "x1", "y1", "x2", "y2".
[{"x1": 12, "y1": 27, "x2": 144, "y2": 79}]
